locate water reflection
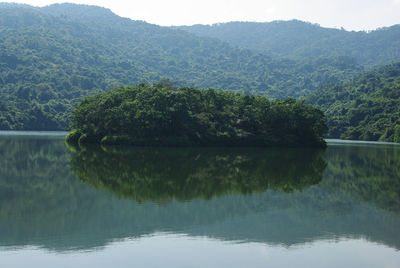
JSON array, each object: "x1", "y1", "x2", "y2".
[
  {"x1": 322, "y1": 143, "x2": 400, "y2": 214},
  {"x1": 0, "y1": 135, "x2": 399, "y2": 253},
  {"x1": 69, "y1": 144, "x2": 326, "y2": 202}
]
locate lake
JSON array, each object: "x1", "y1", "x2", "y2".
[{"x1": 0, "y1": 132, "x2": 399, "y2": 268}]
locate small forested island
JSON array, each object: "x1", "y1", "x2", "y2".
[{"x1": 66, "y1": 83, "x2": 327, "y2": 147}]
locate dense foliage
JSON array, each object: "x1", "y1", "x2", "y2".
[
  {"x1": 178, "y1": 21, "x2": 400, "y2": 66},
  {"x1": 67, "y1": 83, "x2": 327, "y2": 147},
  {"x1": 0, "y1": 4, "x2": 362, "y2": 130},
  {"x1": 308, "y1": 62, "x2": 400, "y2": 142},
  {"x1": 1, "y1": 3, "x2": 399, "y2": 143}
]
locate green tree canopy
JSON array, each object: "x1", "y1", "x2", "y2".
[{"x1": 67, "y1": 83, "x2": 327, "y2": 147}]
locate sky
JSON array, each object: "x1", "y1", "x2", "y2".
[{"x1": 6, "y1": 0, "x2": 400, "y2": 31}]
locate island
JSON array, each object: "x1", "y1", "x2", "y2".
[{"x1": 66, "y1": 83, "x2": 327, "y2": 147}]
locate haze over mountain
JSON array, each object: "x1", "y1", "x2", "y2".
[
  {"x1": 177, "y1": 21, "x2": 400, "y2": 67},
  {"x1": 8, "y1": 0, "x2": 400, "y2": 31}
]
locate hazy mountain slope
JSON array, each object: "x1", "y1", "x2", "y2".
[
  {"x1": 177, "y1": 21, "x2": 400, "y2": 67},
  {"x1": 0, "y1": 3, "x2": 361, "y2": 130},
  {"x1": 308, "y1": 62, "x2": 400, "y2": 142}
]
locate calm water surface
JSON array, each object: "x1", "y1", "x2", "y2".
[{"x1": 0, "y1": 132, "x2": 399, "y2": 267}]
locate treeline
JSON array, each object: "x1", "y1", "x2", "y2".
[
  {"x1": 308, "y1": 62, "x2": 400, "y2": 142},
  {"x1": 67, "y1": 83, "x2": 327, "y2": 147}
]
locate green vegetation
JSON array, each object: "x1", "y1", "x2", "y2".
[
  {"x1": 177, "y1": 22, "x2": 400, "y2": 143},
  {"x1": 178, "y1": 21, "x2": 400, "y2": 67},
  {"x1": 1, "y1": 3, "x2": 400, "y2": 143},
  {"x1": 308, "y1": 62, "x2": 400, "y2": 142},
  {"x1": 66, "y1": 83, "x2": 327, "y2": 147},
  {"x1": 0, "y1": 4, "x2": 362, "y2": 130}
]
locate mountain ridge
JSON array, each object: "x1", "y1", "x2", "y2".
[{"x1": 176, "y1": 21, "x2": 400, "y2": 66}]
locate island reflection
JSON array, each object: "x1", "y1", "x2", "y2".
[{"x1": 68, "y1": 144, "x2": 326, "y2": 202}]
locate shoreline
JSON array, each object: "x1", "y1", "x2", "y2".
[{"x1": 0, "y1": 131, "x2": 398, "y2": 146}]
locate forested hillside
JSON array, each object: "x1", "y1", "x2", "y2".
[
  {"x1": 1, "y1": 3, "x2": 399, "y2": 142},
  {"x1": 177, "y1": 21, "x2": 400, "y2": 66},
  {"x1": 308, "y1": 62, "x2": 400, "y2": 142},
  {"x1": 0, "y1": 3, "x2": 361, "y2": 130}
]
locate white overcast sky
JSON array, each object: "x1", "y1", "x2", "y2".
[{"x1": 6, "y1": 0, "x2": 400, "y2": 31}]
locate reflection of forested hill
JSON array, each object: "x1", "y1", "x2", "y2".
[
  {"x1": 70, "y1": 145, "x2": 325, "y2": 201},
  {"x1": 321, "y1": 142, "x2": 400, "y2": 214},
  {"x1": 0, "y1": 136, "x2": 399, "y2": 252}
]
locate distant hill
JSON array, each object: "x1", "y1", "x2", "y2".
[
  {"x1": 308, "y1": 62, "x2": 400, "y2": 142},
  {"x1": 0, "y1": 3, "x2": 365, "y2": 130},
  {"x1": 177, "y1": 21, "x2": 400, "y2": 67}
]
